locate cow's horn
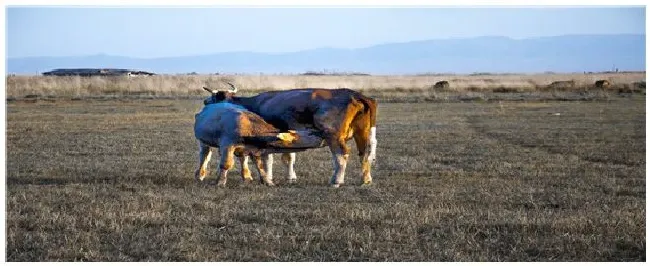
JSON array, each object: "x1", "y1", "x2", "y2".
[
  {"x1": 203, "y1": 87, "x2": 218, "y2": 94},
  {"x1": 225, "y1": 82, "x2": 238, "y2": 93}
]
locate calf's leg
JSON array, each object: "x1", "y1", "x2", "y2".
[
  {"x1": 194, "y1": 142, "x2": 212, "y2": 182},
  {"x1": 238, "y1": 155, "x2": 254, "y2": 183},
  {"x1": 216, "y1": 145, "x2": 236, "y2": 187},
  {"x1": 253, "y1": 154, "x2": 275, "y2": 186}
]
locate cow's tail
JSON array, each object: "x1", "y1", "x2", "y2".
[{"x1": 356, "y1": 95, "x2": 378, "y2": 164}]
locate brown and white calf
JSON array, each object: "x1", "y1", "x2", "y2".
[{"x1": 194, "y1": 102, "x2": 325, "y2": 187}]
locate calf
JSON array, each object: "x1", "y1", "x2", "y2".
[{"x1": 194, "y1": 102, "x2": 325, "y2": 187}]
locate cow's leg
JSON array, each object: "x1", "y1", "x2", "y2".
[
  {"x1": 328, "y1": 138, "x2": 349, "y2": 188},
  {"x1": 353, "y1": 129, "x2": 373, "y2": 186},
  {"x1": 281, "y1": 153, "x2": 297, "y2": 183},
  {"x1": 253, "y1": 154, "x2": 275, "y2": 186},
  {"x1": 313, "y1": 101, "x2": 363, "y2": 188},
  {"x1": 238, "y1": 155, "x2": 254, "y2": 183},
  {"x1": 352, "y1": 116, "x2": 377, "y2": 186},
  {"x1": 264, "y1": 154, "x2": 275, "y2": 185},
  {"x1": 194, "y1": 142, "x2": 212, "y2": 182},
  {"x1": 216, "y1": 145, "x2": 236, "y2": 188}
]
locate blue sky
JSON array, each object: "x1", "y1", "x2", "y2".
[{"x1": 6, "y1": 7, "x2": 646, "y2": 58}]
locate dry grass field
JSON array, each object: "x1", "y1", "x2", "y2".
[
  {"x1": 6, "y1": 72, "x2": 645, "y2": 99},
  {"x1": 5, "y1": 90, "x2": 645, "y2": 261}
]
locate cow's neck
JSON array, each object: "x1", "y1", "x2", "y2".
[{"x1": 229, "y1": 96, "x2": 260, "y2": 113}]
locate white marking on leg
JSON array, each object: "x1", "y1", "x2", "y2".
[
  {"x1": 217, "y1": 146, "x2": 235, "y2": 187},
  {"x1": 329, "y1": 153, "x2": 348, "y2": 187},
  {"x1": 201, "y1": 150, "x2": 212, "y2": 172},
  {"x1": 241, "y1": 155, "x2": 249, "y2": 168},
  {"x1": 367, "y1": 127, "x2": 377, "y2": 164},
  {"x1": 361, "y1": 154, "x2": 372, "y2": 185},
  {"x1": 287, "y1": 152, "x2": 297, "y2": 181},
  {"x1": 196, "y1": 142, "x2": 212, "y2": 181},
  {"x1": 217, "y1": 169, "x2": 228, "y2": 187},
  {"x1": 265, "y1": 154, "x2": 274, "y2": 183}
]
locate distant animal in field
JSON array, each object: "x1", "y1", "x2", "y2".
[
  {"x1": 547, "y1": 80, "x2": 576, "y2": 90},
  {"x1": 594, "y1": 80, "x2": 611, "y2": 88},
  {"x1": 194, "y1": 102, "x2": 325, "y2": 187},
  {"x1": 202, "y1": 83, "x2": 378, "y2": 187},
  {"x1": 433, "y1": 81, "x2": 450, "y2": 89}
]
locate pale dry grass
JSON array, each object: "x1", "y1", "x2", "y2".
[{"x1": 5, "y1": 72, "x2": 645, "y2": 98}]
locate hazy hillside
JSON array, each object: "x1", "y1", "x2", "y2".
[{"x1": 7, "y1": 34, "x2": 645, "y2": 75}]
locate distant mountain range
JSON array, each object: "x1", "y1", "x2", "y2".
[{"x1": 7, "y1": 34, "x2": 645, "y2": 75}]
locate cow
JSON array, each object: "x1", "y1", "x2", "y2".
[
  {"x1": 194, "y1": 102, "x2": 326, "y2": 187},
  {"x1": 433, "y1": 80, "x2": 450, "y2": 89},
  {"x1": 594, "y1": 80, "x2": 611, "y2": 88},
  {"x1": 202, "y1": 83, "x2": 377, "y2": 187}
]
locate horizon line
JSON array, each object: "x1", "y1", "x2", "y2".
[{"x1": 8, "y1": 33, "x2": 645, "y2": 59}]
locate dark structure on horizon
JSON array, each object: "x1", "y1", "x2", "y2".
[{"x1": 42, "y1": 68, "x2": 155, "y2": 77}]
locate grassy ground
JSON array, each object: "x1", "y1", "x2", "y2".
[{"x1": 5, "y1": 94, "x2": 645, "y2": 261}]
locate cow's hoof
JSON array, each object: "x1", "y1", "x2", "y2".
[
  {"x1": 194, "y1": 173, "x2": 206, "y2": 183},
  {"x1": 216, "y1": 182, "x2": 227, "y2": 188},
  {"x1": 361, "y1": 181, "x2": 372, "y2": 187},
  {"x1": 329, "y1": 183, "x2": 341, "y2": 188},
  {"x1": 288, "y1": 179, "x2": 297, "y2": 184},
  {"x1": 242, "y1": 178, "x2": 254, "y2": 184},
  {"x1": 265, "y1": 182, "x2": 276, "y2": 187}
]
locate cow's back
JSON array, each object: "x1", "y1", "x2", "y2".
[{"x1": 249, "y1": 88, "x2": 364, "y2": 131}]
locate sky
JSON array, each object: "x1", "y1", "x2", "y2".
[{"x1": 6, "y1": 7, "x2": 646, "y2": 58}]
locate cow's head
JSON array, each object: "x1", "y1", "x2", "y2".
[{"x1": 203, "y1": 82, "x2": 238, "y2": 105}]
